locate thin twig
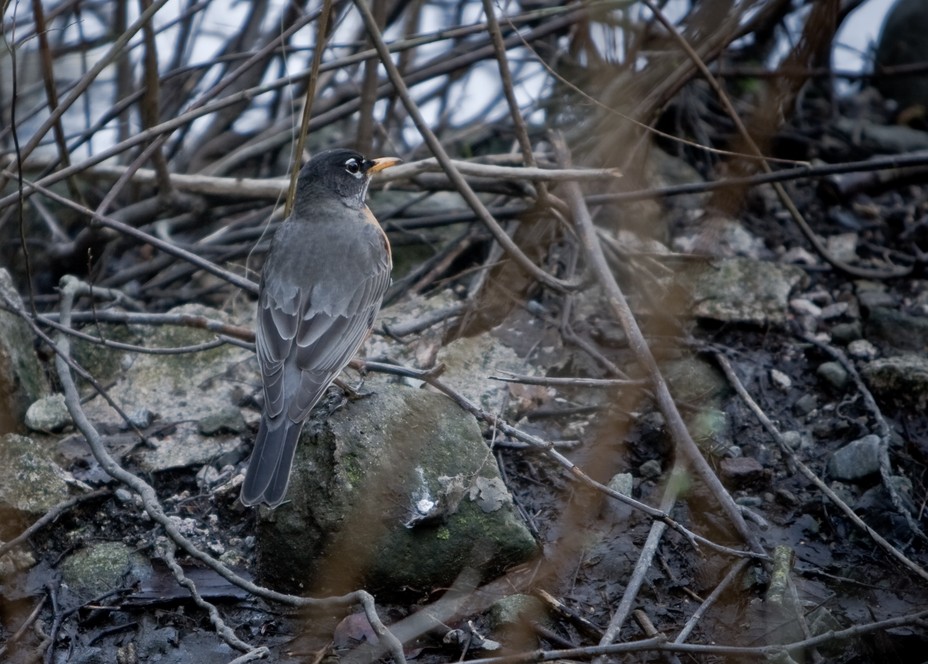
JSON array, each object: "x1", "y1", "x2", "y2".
[
  {"x1": 553, "y1": 134, "x2": 764, "y2": 559},
  {"x1": 11, "y1": 176, "x2": 258, "y2": 295},
  {"x1": 352, "y1": 0, "x2": 579, "y2": 294},
  {"x1": 596, "y1": 461, "x2": 685, "y2": 651},
  {"x1": 285, "y1": 0, "x2": 333, "y2": 217}
]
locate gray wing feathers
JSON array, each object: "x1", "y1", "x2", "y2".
[{"x1": 245, "y1": 218, "x2": 390, "y2": 506}]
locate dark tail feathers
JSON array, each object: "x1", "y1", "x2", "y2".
[{"x1": 240, "y1": 416, "x2": 304, "y2": 507}]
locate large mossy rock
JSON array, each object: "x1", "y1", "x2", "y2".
[
  {"x1": 0, "y1": 269, "x2": 49, "y2": 434},
  {"x1": 255, "y1": 385, "x2": 537, "y2": 595}
]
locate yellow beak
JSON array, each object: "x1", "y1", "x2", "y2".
[{"x1": 368, "y1": 156, "x2": 402, "y2": 173}]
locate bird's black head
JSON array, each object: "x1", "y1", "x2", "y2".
[{"x1": 293, "y1": 148, "x2": 401, "y2": 213}]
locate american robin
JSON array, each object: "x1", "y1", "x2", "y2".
[{"x1": 241, "y1": 148, "x2": 401, "y2": 507}]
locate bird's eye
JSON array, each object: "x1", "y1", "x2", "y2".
[{"x1": 344, "y1": 158, "x2": 361, "y2": 175}]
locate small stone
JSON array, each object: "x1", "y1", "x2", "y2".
[
  {"x1": 607, "y1": 473, "x2": 634, "y2": 497},
  {"x1": 720, "y1": 456, "x2": 766, "y2": 488},
  {"x1": 793, "y1": 394, "x2": 818, "y2": 416},
  {"x1": 780, "y1": 430, "x2": 802, "y2": 450},
  {"x1": 197, "y1": 406, "x2": 246, "y2": 436},
  {"x1": 825, "y1": 233, "x2": 858, "y2": 264},
  {"x1": 0, "y1": 434, "x2": 72, "y2": 515},
  {"x1": 820, "y1": 302, "x2": 849, "y2": 320},
  {"x1": 488, "y1": 595, "x2": 546, "y2": 629},
  {"x1": 639, "y1": 459, "x2": 662, "y2": 479},
  {"x1": 817, "y1": 361, "x2": 849, "y2": 390},
  {"x1": 830, "y1": 322, "x2": 863, "y2": 344},
  {"x1": 781, "y1": 246, "x2": 819, "y2": 265},
  {"x1": 25, "y1": 394, "x2": 72, "y2": 432},
  {"x1": 126, "y1": 408, "x2": 155, "y2": 429},
  {"x1": 770, "y1": 369, "x2": 792, "y2": 391},
  {"x1": 60, "y1": 542, "x2": 153, "y2": 601},
  {"x1": 856, "y1": 289, "x2": 895, "y2": 311},
  {"x1": 847, "y1": 339, "x2": 877, "y2": 360},
  {"x1": 827, "y1": 434, "x2": 882, "y2": 481},
  {"x1": 807, "y1": 289, "x2": 833, "y2": 306},
  {"x1": 795, "y1": 513, "x2": 820, "y2": 535},
  {"x1": 775, "y1": 488, "x2": 799, "y2": 505},
  {"x1": 114, "y1": 488, "x2": 134, "y2": 503},
  {"x1": 790, "y1": 298, "x2": 822, "y2": 317}
]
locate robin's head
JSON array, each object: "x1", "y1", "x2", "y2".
[{"x1": 294, "y1": 148, "x2": 401, "y2": 213}]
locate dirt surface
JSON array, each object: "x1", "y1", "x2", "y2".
[{"x1": 4, "y1": 2, "x2": 928, "y2": 662}]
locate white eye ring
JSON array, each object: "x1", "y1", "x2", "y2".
[{"x1": 344, "y1": 158, "x2": 363, "y2": 177}]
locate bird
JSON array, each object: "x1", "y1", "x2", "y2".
[{"x1": 241, "y1": 148, "x2": 401, "y2": 507}]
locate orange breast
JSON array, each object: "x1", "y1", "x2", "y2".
[{"x1": 363, "y1": 205, "x2": 392, "y2": 264}]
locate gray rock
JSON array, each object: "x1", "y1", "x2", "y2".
[
  {"x1": 607, "y1": 473, "x2": 634, "y2": 497},
  {"x1": 59, "y1": 541, "x2": 153, "y2": 602},
  {"x1": 855, "y1": 286, "x2": 895, "y2": 311},
  {"x1": 435, "y1": 333, "x2": 536, "y2": 414},
  {"x1": 639, "y1": 459, "x2": 662, "y2": 479},
  {"x1": 0, "y1": 433, "x2": 73, "y2": 515},
  {"x1": 793, "y1": 394, "x2": 818, "y2": 416},
  {"x1": 488, "y1": 594, "x2": 546, "y2": 629},
  {"x1": 80, "y1": 304, "x2": 252, "y2": 471},
  {"x1": 0, "y1": 269, "x2": 49, "y2": 433},
  {"x1": 816, "y1": 361, "x2": 849, "y2": 390},
  {"x1": 861, "y1": 353, "x2": 928, "y2": 410},
  {"x1": 846, "y1": 339, "x2": 878, "y2": 360},
  {"x1": 827, "y1": 434, "x2": 882, "y2": 481},
  {"x1": 825, "y1": 233, "x2": 858, "y2": 264},
  {"x1": 865, "y1": 307, "x2": 928, "y2": 353},
  {"x1": 677, "y1": 258, "x2": 808, "y2": 325},
  {"x1": 25, "y1": 394, "x2": 72, "y2": 432},
  {"x1": 770, "y1": 369, "x2": 792, "y2": 391},
  {"x1": 662, "y1": 355, "x2": 729, "y2": 406},
  {"x1": 673, "y1": 215, "x2": 766, "y2": 259},
  {"x1": 820, "y1": 301, "x2": 850, "y2": 320},
  {"x1": 830, "y1": 321, "x2": 862, "y2": 344},
  {"x1": 126, "y1": 408, "x2": 155, "y2": 429},
  {"x1": 197, "y1": 406, "x2": 246, "y2": 436},
  {"x1": 720, "y1": 456, "x2": 766, "y2": 488},
  {"x1": 255, "y1": 385, "x2": 537, "y2": 594},
  {"x1": 790, "y1": 298, "x2": 822, "y2": 318},
  {"x1": 780, "y1": 430, "x2": 802, "y2": 450}
]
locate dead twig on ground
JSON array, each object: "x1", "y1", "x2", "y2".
[{"x1": 553, "y1": 133, "x2": 764, "y2": 556}]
